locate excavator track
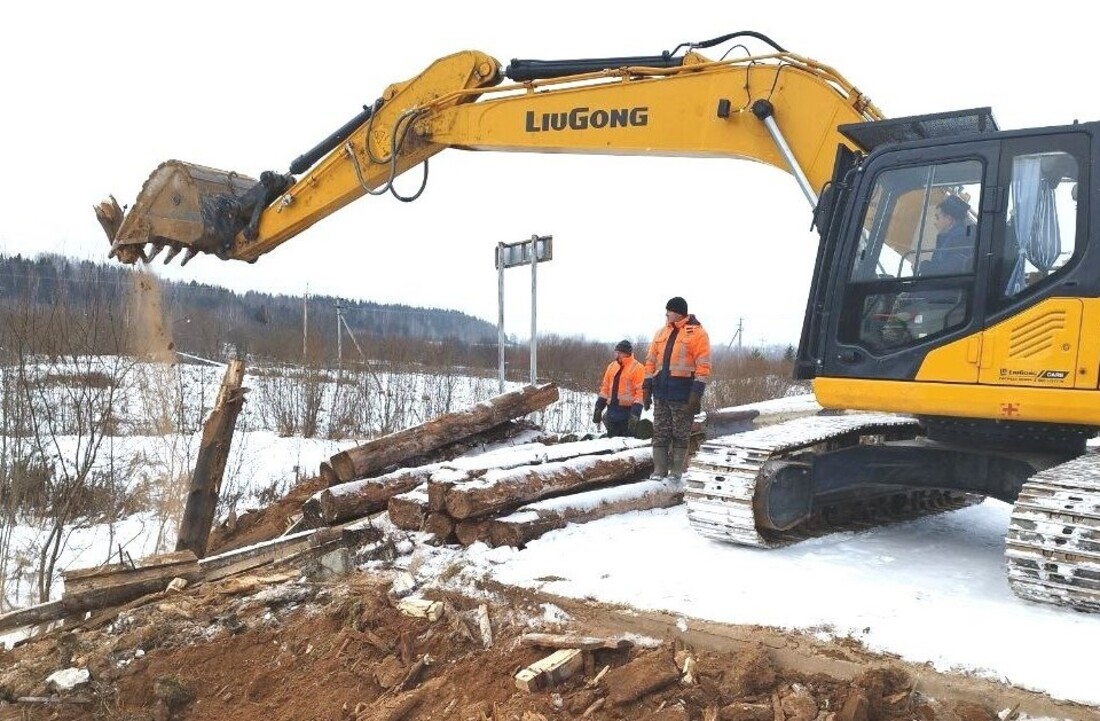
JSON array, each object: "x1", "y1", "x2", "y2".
[
  {"x1": 684, "y1": 414, "x2": 979, "y2": 548},
  {"x1": 1006, "y1": 452, "x2": 1100, "y2": 611}
]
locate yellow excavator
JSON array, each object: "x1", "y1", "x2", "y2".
[{"x1": 97, "y1": 31, "x2": 1100, "y2": 612}]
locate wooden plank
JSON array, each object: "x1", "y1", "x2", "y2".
[{"x1": 514, "y1": 649, "x2": 585, "y2": 692}]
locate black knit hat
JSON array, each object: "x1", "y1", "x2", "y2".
[
  {"x1": 938, "y1": 195, "x2": 969, "y2": 222},
  {"x1": 665, "y1": 296, "x2": 688, "y2": 316},
  {"x1": 614, "y1": 339, "x2": 632, "y2": 354}
]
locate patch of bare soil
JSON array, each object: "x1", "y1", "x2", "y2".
[{"x1": 4, "y1": 572, "x2": 1093, "y2": 721}]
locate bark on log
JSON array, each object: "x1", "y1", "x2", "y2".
[
  {"x1": 177, "y1": 360, "x2": 247, "y2": 557},
  {"x1": 304, "y1": 466, "x2": 435, "y2": 525},
  {"x1": 325, "y1": 383, "x2": 558, "y2": 483},
  {"x1": 389, "y1": 487, "x2": 430, "y2": 531},
  {"x1": 488, "y1": 478, "x2": 681, "y2": 548},
  {"x1": 454, "y1": 520, "x2": 491, "y2": 547},
  {"x1": 445, "y1": 448, "x2": 653, "y2": 521}
]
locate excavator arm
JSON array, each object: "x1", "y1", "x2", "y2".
[{"x1": 99, "y1": 35, "x2": 883, "y2": 265}]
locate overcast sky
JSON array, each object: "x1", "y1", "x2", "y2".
[{"x1": 2, "y1": 3, "x2": 1096, "y2": 348}]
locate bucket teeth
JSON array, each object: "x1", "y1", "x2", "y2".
[
  {"x1": 145, "y1": 243, "x2": 164, "y2": 263},
  {"x1": 163, "y1": 245, "x2": 183, "y2": 264},
  {"x1": 180, "y1": 248, "x2": 199, "y2": 267}
]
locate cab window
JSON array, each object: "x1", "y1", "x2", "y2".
[{"x1": 843, "y1": 159, "x2": 983, "y2": 351}]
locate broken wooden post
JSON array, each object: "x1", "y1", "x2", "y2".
[
  {"x1": 325, "y1": 383, "x2": 559, "y2": 483},
  {"x1": 176, "y1": 359, "x2": 247, "y2": 558}
]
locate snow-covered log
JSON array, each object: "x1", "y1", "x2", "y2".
[
  {"x1": 425, "y1": 437, "x2": 649, "y2": 512},
  {"x1": 487, "y1": 478, "x2": 682, "y2": 548},
  {"x1": 303, "y1": 466, "x2": 436, "y2": 525},
  {"x1": 445, "y1": 448, "x2": 653, "y2": 521},
  {"x1": 325, "y1": 383, "x2": 559, "y2": 483}
]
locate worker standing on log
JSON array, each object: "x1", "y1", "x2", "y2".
[
  {"x1": 593, "y1": 340, "x2": 645, "y2": 438},
  {"x1": 643, "y1": 297, "x2": 711, "y2": 480}
]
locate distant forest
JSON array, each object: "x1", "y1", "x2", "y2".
[{"x1": 0, "y1": 254, "x2": 497, "y2": 362}]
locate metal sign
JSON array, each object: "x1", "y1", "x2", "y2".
[{"x1": 495, "y1": 235, "x2": 553, "y2": 269}]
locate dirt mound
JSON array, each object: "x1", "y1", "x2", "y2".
[{"x1": 0, "y1": 572, "x2": 1024, "y2": 721}]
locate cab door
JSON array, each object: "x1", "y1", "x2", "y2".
[
  {"x1": 819, "y1": 141, "x2": 999, "y2": 383},
  {"x1": 977, "y1": 133, "x2": 1091, "y2": 390}
]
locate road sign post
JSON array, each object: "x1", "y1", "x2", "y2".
[{"x1": 495, "y1": 235, "x2": 553, "y2": 391}]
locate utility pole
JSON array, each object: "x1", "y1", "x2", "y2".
[
  {"x1": 335, "y1": 298, "x2": 343, "y2": 368},
  {"x1": 302, "y1": 284, "x2": 309, "y2": 360}
]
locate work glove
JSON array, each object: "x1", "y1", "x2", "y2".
[
  {"x1": 687, "y1": 390, "x2": 702, "y2": 416},
  {"x1": 643, "y1": 389, "x2": 652, "y2": 411},
  {"x1": 592, "y1": 398, "x2": 607, "y2": 426}
]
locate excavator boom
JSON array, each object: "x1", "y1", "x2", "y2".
[{"x1": 100, "y1": 43, "x2": 881, "y2": 264}]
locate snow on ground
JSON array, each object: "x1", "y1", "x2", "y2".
[{"x1": 432, "y1": 500, "x2": 1100, "y2": 707}]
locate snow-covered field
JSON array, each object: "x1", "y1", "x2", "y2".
[{"x1": 4, "y1": 361, "x2": 1099, "y2": 708}]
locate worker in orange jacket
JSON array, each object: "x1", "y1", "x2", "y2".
[
  {"x1": 593, "y1": 340, "x2": 645, "y2": 437},
  {"x1": 643, "y1": 296, "x2": 711, "y2": 480}
]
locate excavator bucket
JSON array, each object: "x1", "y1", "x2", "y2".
[{"x1": 100, "y1": 160, "x2": 257, "y2": 265}]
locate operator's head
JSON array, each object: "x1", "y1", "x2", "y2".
[
  {"x1": 665, "y1": 296, "x2": 688, "y2": 322},
  {"x1": 614, "y1": 339, "x2": 633, "y2": 358},
  {"x1": 936, "y1": 195, "x2": 969, "y2": 229}
]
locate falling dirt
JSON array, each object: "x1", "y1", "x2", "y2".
[{"x1": 128, "y1": 270, "x2": 176, "y2": 364}]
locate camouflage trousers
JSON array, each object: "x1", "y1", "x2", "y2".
[{"x1": 652, "y1": 399, "x2": 692, "y2": 451}]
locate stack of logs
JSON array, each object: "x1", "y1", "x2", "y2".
[{"x1": 304, "y1": 383, "x2": 683, "y2": 548}]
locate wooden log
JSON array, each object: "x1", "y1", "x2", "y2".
[
  {"x1": 199, "y1": 518, "x2": 375, "y2": 581},
  {"x1": 62, "y1": 550, "x2": 198, "y2": 596},
  {"x1": 454, "y1": 519, "x2": 491, "y2": 547},
  {"x1": 177, "y1": 359, "x2": 247, "y2": 558},
  {"x1": 388, "y1": 487, "x2": 430, "y2": 531},
  {"x1": 519, "y1": 633, "x2": 634, "y2": 652},
  {"x1": 0, "y1": 552, "x2": 200, "y2": 634},
  {"x1": 424, "y1": 512, "x2": 455, "y2": 542},
  {"x1": 326, "y1": 383, "x2": 559, "y2": 483},
  {"x1": 424, "y1": 437, "x2": 647, "y2": 511},
  {"x1": 488, "y1": 478, "x2": 682, "y2": 548},
  {"x1": 446, "y1": 448, "x2": 653, "y2": 521},
  {"x1": 304, "y1": 466, "x2": 435, "y2": 525}
]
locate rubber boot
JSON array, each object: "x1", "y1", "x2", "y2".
[
  {"x1": 669, "y1": 446, "x2": 689, "y2": 481},
  {"x1": 650, "y1": 445, "x2": 669, "y2": 479}
]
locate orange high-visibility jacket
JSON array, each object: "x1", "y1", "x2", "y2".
[
  {"x1": 599, "y1": 356, "x2": 645, "y2": 419},
  {"x1": 645, "y1": 315, "x2": 711, "y2": 402}
]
